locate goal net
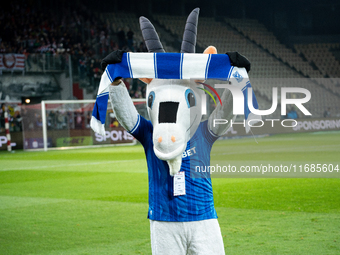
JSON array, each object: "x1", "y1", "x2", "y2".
[{"x1": 21, "y1": 99, "x2": 147, "y2": 150}]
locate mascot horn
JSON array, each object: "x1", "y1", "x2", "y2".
[{"x1": 139, "y1": 8, "x2": 213, "y2": 176}]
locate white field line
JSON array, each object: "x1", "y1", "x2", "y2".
[
  {"x1": 0, "y1": 159, "x2": 144, "y2": 171},
  {"x1": 212, "y1": 144, "x2": 340, "y2": 156},
  {"x1": 0, "y1": 195, "x2": 148, "y2": 210}
]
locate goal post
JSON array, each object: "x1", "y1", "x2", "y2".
[{"x1": 21, "y1": 98, "x2": 147, "y2": 151}]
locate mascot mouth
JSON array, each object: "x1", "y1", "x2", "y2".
[{"x1": 153, "y1": 142, "x2": 187, "y2": 161}]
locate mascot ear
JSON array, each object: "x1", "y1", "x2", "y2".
[
  {"x1": 203, "y1": 46, "x2": 217, "y2": 54},
  {"x1": 139, "y1": 78, "x2": 153, "y2": 84}
]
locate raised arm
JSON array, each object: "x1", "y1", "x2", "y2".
[
  {"x1": 109, "y1": 78, "x2": 138, "y2": 132},
  {"x1": 99, "y1": 50, "x2": 139, "y2": 132},
  {"x1": 208, "y1": 52, "x2": 251, "y2": 136}
]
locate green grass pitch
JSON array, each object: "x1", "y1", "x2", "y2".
[{"x1": 0, "y1": 132, "x2": 339, "y2": 254}]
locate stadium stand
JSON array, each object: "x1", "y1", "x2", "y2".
[
  {"x1": 0, "y1": 1, "x2": 151, "y2": 98},
  {"x1": 295, "y1": 43, "x2": 340, "y2": 78},
  {"x1": 1, "y1": 1, "x2": 339, "y2": 118},
  {"x1": 225, "y1": 18, "x2": 340, "y2": 99},
  {"x1": 153, "y1": 14, "x2": 340, "y2": 118},
  {"x1": 295, "y1": 43, "x2": 340, "y2": 95},
  {"x1": 225, "y1": 19, "x2": 326, "y2": 78},
  {"x1": 99, "y1": 12, "x2": 177, "y2": 53}
]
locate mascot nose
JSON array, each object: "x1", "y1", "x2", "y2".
[{"x1": 157, "y1": 136, "x2": 176, "y2": 143}]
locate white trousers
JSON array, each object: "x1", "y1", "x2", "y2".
[{"x1": 150, "y1": 219, "x2": 225, "y2": 255}]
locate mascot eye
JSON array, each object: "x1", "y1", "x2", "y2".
[
  {"x1": 185, "y1": 89, "x2": 196, "y2": 108},
  {"x1": 148, "y1": 91, "x2": 155, "y2": 109}
]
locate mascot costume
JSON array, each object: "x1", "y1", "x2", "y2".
[{"x1": 91, "y1": 8, "x2": 258, "y2": 255}]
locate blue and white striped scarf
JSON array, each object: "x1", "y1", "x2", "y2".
[{"x1": 91, "y1": 52, "x2": 259, "y2": 136}]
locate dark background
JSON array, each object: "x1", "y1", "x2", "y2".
[{"x1": 8, "y1": 0, "x2": 338, "y2": 36}]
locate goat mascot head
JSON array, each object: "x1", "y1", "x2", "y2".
[{"x1": 139, "y1": 8, "x2": 216, "y2": 176}]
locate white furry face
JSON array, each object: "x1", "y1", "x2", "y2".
[{"x1": 146, "y1": 79, "x2": 203, "y2": 161}]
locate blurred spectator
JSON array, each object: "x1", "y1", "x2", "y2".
[
  {"x1": 0, "y1": 103, "x2": 5, "y2": 132},
  {"x1": 35, "y1": 114, "x2": 43, "y2": 129},
  {"x1": 13, "y1": 107, "x2": 22, "y2": 132},
  {"x1": 48, "y1": 111, "x2": 57, "y2": 129},
  {"x1": 323, "y1": 107, "x2": 331, "y2": 118},
  {"x1": 110, "y1": 118, "x2": 120, "y2": 128},
  {"x1": 57, "y1": 111, "x2": 65, "y2": 129},
  {"x1": 0, "y1": 0, "x2": 147, "y2": 99},
  {"x1": 127, "y1": 27, "x2": 134, "y2": 51},
  {"x1": 137, "y1": 42, "x2": 148, "y2": 52},
  {"x1": 75, "y1": 112, "x2": 83, "y2": 129},
  {"x1": 86, "y1": 112, "x2": 91, "y2": 128},
  {"x1": 117, "y1": 27, "x2": 126, "y2": 49},
  {"x1": 286, "y1": 108, "x2": 298, "y2": 119},
  {"x1": 0, "y1": 103, "x2": 22, "y2": 132}
]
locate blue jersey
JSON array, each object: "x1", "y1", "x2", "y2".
[{"x1": 130, "y1": 114, "x2": 219, "y2": 222}]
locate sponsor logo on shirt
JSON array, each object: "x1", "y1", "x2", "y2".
[{"x1": 182, "y1": 147, "x2": 196, "y2": 158}]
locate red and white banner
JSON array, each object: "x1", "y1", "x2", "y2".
[{"x1": 0, "y1": 54, "x2": 25, "y2": 71}]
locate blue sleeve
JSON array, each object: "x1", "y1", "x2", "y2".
[
  {"x1": 201, "y1": 120, "x2": 219, "y2": 145},
  {"x1": 129, "y1": 114, "x2": 153, "y2": 146}
]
